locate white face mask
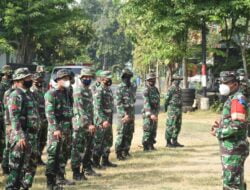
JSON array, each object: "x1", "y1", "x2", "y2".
[
  {"x1": 63, "y1": 80, "x2": 71, "y2": 88},
  {"x1": 219, "y1": 84, "x2": 230, "y2": 96},
  {"x1": 239, "y1": 76, "x2": 244, "y2": 81}
]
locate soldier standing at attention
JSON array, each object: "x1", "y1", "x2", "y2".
[
  {"x1": 45, "y1": 69, "x2": 75, "y2": 189},
  {"x1": 142, "y1": 72, "x2": 160, "y2": 151},
  {"x1": 6, "y1": 68, "x2": 39, "y2": 190},
  {"x1": 30, "y1": 73, "x2": 47, "y2": 165},
  {"x1": 211, "y1": 71, "x2": 249, "y2": 190},
  {"x1": 165, "y1": 75, "x2": 184, "y2": 148},
  {"x1": 115, "y1": 68, "x2": 136, "y2": 160},
  {"x1": 92, "y1": 71, "x2": 117, "y2": 168}
]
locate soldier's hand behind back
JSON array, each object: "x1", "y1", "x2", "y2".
[
  {"x1": 150, "y1": 114, "x2": 158, "y2": 121},
  {"x1": 122, "y1": 114, "x2": 130, "y2": 123},
  {"x1": 53, "y1": 130, "x2": 62, "y2": 140},
  {"x1": 102, "y1": 121, "x2": 110, "y2": 129},
  {"x1": 88, "y1": 125, "x2": 96, "y2": 135},
  {"x1": 18, "y1": 138, "x2": 27, "y2": 150}
]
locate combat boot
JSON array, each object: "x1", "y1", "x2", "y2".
[
  {"x1": 116, "y1": 151, "x2": 126, "y2": 161},
  {"x1": 123, "y1": 150, "x2": 131, "y2": 158},
  {"x1": 101, "y1": 155, "x2": 118, "y2": 167},
  {"x1": 73, "y1": 168, "x2": 87, "y2": 181},
  {"x1": 143, "y1": 142, "x2": 149, "y2": 151},
  {"x1": 85, "y1": 166, "x2": 102, "y2": 177},
  {"x1": 149, "y1": 144, "x2": 157, "y2": 151},
  {"x1": 172, "y1": 139, "x2": 184, "y2": 148},
  {"x1": 166, "y1": 140, "x2": 175, "y2": 148},
  {"x1": 92, "y1": 155, "x2": 105, "y2": 169},
  {"x1": 47, "y1": 174, "x2": 62, "y2": 190},
  {"x1": 57, "y1": 174, "x2": 75, "y2": 186}
]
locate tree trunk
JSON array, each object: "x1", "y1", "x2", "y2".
[
  {"x1": 182, "y1": 57, "x2": 188, "y2": 89},
  {"x1": 16, "y1": 35, "x2": 35, "y2": 64},
  {"x1": 156, "y1": 60, "x2": 161, "y2": 93}
]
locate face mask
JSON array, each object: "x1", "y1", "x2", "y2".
[
  {"x1": 173, "y1": 80, "x2": 180, "y2": 86},
  {"x1": 105, "y1": 79, "x2": 112, "y2": 86},
  {"x1": 63, "y1": 80, "x2": 71, "y2": 88},
  {"x1": 219, "y1": 84, "x2": 230, "y2": 96},
  {"x1": 148, "y1": 80, "x2": 156, "y2": 86},
  {"x1": 239, "y1": 76, "x2": 244, "y2": 81},
  {"x1": 23, "y1": 80, "x2": 33, "y2": 89},
  {"x1": 122, "y1": 77, "x2": 131, "y2": 86},
  {"x1": 81, "y1": 79, "x2": 92, "y2": 86}
]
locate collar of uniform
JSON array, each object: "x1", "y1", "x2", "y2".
[{"x1": 18, "y1": 87, "x2": 27, "y2": 93}]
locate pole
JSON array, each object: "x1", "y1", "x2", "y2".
[{"x1": 201, "y1": 18, "x2": 207, "y2": 97}]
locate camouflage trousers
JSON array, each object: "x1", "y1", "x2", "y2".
[
  {"x1": 38, "y1": 121, "x2": 48, "y2": 158},
  {"x1": 165, "y1": 108, "x2": 182, "y2": 142},
  {"x1": 6, "y1": 135, "x2": 38, "y2": 189},
  {"x1": 46, "y1": 127, "x2": 72, "y2": 178},
  {"x1": 142, "y1": 116, "x2": 158, "y2": 146},
  {"x1": 0, "y1": 120, "x2": 5, "y2": 162},
  {"x1": 115, "y1": 116, "x2": 134, "y2": 153},
  {"x1": 221, "y1": 153, "x2": 248, "y2": 190},
  {"x1": 93, "y1": 126, "x2": 113, "y2": 158},
  {"x1": 71, "y1": 128, "x2": 93, "y2": 170},
  {"x1": 2, "y1": 127, "x2": 11, "y2": 172}
]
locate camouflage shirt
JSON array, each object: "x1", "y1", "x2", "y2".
[
  {"x1": 216, "y1": 90, "x2": 249, "y2": 154},
  {"x1": 93, "y1": 83, "x2": 114, "y2": 126},
  {"x1": 164, "y1": 84, "x2": 182, "y2": 111},
  {"x1": 3, "y1": 87, "x2": 15, "y2": 126},
  {"x1": 72, "y1": 85, "x2": 93, "y2": 130},
  {"x1": 30, "y1": 85, "x2": 46, "y2": 120},
  {"x1": 116, "y1": 82, "x2": 136, "y2": 117},
  {"x1": 0, "y1": 78, "x2": 11, "y2": 120},
  {"x1": 44, "y1": 88, "x2": 73, "y2": 133},
  {"x1": 8, "y1": 88, "x2": 39, "y2": 143},
  {"x1": 142, "y1": 84, "x2": 160, "y2": 117}
]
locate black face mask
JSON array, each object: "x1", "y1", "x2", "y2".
[
  {"x1": 23, "y1": 80, "x2": 33, "y2": 89},
  {"x1": 148, "y1": 80, "x2": 156, "y2": 86},
  {"x1": 105, "y1": 79, "x2": 112, "y2": 86},
  {"x1": 122, "y1": 77, "x2": 131, "y2": 86}
]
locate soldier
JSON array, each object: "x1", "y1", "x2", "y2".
[
  {"x1": 91, "y1": 70, "x2": 102, "y2": 95},
  {"x1": 45, "y1": 69, "x2": 75, "y2": 189},
  {"x1": 142, "y1": 72, "x2": 160, "y2": 151},
  {"x1": 30, "y1": 73, "x2": 47, "y2": 165},
  {"x1": 211, "y1": 71, "x2": 249, "y2": 190},
  {"x1": 115, "y1": 68, "x2": 136, "y2": 160},
  {"x1": 92, "y1": 71, "x2": 117, "y2": 168},
  {"x1": 0, "y1": 65, "x2": 13, "y2": 163},
  {"x1": 6, "y1": 68, "x2": 39, "y2": 190},
  {"x1": 164, "y1": 75, "x2": 184, "y2": 148},
  {"x1": 237, "y1": 68, "x2": 248, "y2": 98}
]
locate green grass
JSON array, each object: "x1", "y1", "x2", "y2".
[{"x1": 1, "y1": 111, "x2": 250, "y2": 190}]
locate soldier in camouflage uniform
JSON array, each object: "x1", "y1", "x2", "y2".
[
  {"x1": 45, "y1": 69, "x2": 75, "y2": 189},
  {"x1": 30, "y1": 73, "x2": 47, "y2": 165},
  {"x1": 142, "y1": 73, "x2": 160, "y2": 151},
  {"x1": 91, "y1": 70, "x2": 102, "y2": 95},
  {"x1": 71, "y1": 68, "x2": 101, "y2": 181},
  {"x1": 236, "y1": 69, "x2": 248, "y2": 98},
  {"x1": 115, "y1": 68, "x2": 136, "y2": 160},
  {"x1": 0, "y1": 65, "x2": 13, "y2": 163},
  {"x1": 211, "y1": 71, "x2": 249, "y2": 190},
  {"x1": 6, "y1": 68, "x2": 39, "y2": 190},
  {"x1": 164, "y1": 75, "x2": 184, "y2": 148},
  {"x1": 92, "y1": 71, "x2": 117, "y2": 168}
]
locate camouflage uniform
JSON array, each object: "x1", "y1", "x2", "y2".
[
  {"x1": 142, "y1": 73, "x2": 160, "y2": 151},
  {"x1": 71, "y1": 68, "x2": 96, "y2": 179},
  {"x1": 6, "y1": 68, "x2": 39, "y2": 190},
  {"x1": 45, "y1": 69, "x2": 74, "y2": 188},
  {"x1": 115, "y1": 69, "x2": 136, "y2": 159},
  {"x1": 0, "y1": 65, "x2": 12, "y2": 162},
  {"x1": 93, "y1": 71, "x2": 117, "y2": 167},
  {"x1": 215, "y1": 71, "x2": 249, "y2": 190},
  {"x1": 165, "y1": 75, "x2": 183, "y2": 147}
]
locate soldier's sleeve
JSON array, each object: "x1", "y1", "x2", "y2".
[
  {"x1": 94, "y1": 88, "x2": 109, "y2": 124},
  {"x1": 116, "y1": 86, "x2": 126, "y2": 117},
  {"x1": 44, "y1": 91, "x2": 60, "y2": 133},
  {"x1": 143, "y1": 88, "x2": 152, "y2": 117},
  {"x1": 164, "y1": 87, "x2": 173, "y2": 112},
  {"x1": 9, "y1": 92, "x2": 26, "y2": 142},
  {"x1": 216, "y1": 96, "x2": 248, "y2": 139}
]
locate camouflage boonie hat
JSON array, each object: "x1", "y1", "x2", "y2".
[
  {"x1": 146, "y1": 72, "x2": 156, "y2": 80},
  {"x1": 236, "y1": 69, "x2": 245, "y2": 76},
  {"x1": 13, "y1": 68, "x2": 32, "y2": 81},
  {"x1": 54, "y1": 69, "x2": 71, "y2": 82},
  {"x1": 79, "y1": 68, "x2": 94, "y2": 78},
  {"x1": 172, "y1": 74, "x2": 183, "y2": 81},
  {"x1": 33, "y1": 72, "x2": 44, "y2": 81},
  {"x1": 100, "y1": 70, "x2": 112, "y2": 79},
  {"x1": 121, "y1": 68, "x2": 133, "y2": 77},
  {"x1": 220, "y1": 71, "x2": 237, "y2": 83},
  {"x1": 2, "y1": 65, "x2": 13, "y2": 74}
]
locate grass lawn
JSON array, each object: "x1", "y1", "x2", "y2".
[{"x1": 1, "y1": 110, "x2": 250, "y2": 190}]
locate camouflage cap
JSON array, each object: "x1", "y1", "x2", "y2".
[
  {"x1": 236, "y1": 68, "x2": 245, "y2": 76},
  {"x1": 172, "y1": 74, "x2": 183, "y2": 81},
  {"x1": 121, "y1": 68, "x2": 133, "y2": 78},
  {"x1": 33, "y1": 72, "x2": 44, "y2": 81},
  {"x1": 146, "y1": 72, "x2": 156, "y2": 80},
  {"x1": 100, "y1": 70, "x2": 112, "y2": 79},
  {"x1": 79, "y1": 68, "x2": 94, "y2": 78},
  {"x1": 13, "y1": 68, "x2": 32, "y2": 81},
  {"x1": 95, "y1": 70, "x2": 103, "y2": 77},
  {"x1": 54, "y1": 69, "x2": 71, "y2": 82},
  {"x1": 220, "y1": 71, "x2": 237, "y2": 83},
  {"x1": 2, "y1": 65, "x2": 13, "y2": 74}
]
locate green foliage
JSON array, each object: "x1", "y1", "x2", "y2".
[{"x1": 210, "y1": 100, "x2": 224, "y2": 113}]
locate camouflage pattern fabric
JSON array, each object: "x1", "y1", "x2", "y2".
[
  {"x1": 164, "y1": 83, "x2": 182, "y2": 142},
  {"x1": 142, "y1": 84, "x2": 160, "y2": 147},
  {"x1": 30, "y1": 85, "x2": 48, "y2": 159},
  {"x1": 215, "y1": 90, "x2": 249, "y2": 190},
  {"x1": 44, "y1": 88, "x2": 73, "y2": 178},
  {"x1": 93, "y1": 83, "x2": 114, "y2": 158},
  {"x1": 115, "y1": 82, "x2": 136, "y2": 154},
  {"x1": 71, "y1": 85, "x2": 93, "y2": 170},
  {"x1": 6, "y1": 88, "x2": 39, "y2": 189}
]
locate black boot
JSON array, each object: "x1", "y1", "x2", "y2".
[
  {"x1": 166, "y1": 139, "x2": 174, "y2": 148},
  {"x1": 143, "y1": 142, "x2": 149, "y2": 151},
  {"x1": 47, "y1": 174, "x2": 61, "y2": 190},
  {"x1": 149, "y1": 144, "x2": 157, "y2": 151},
  {"x1": 2, "y1": 165, "x2": 9, "y2": 175},
  {"x1": 172, "y1": 139, "x2": 184, "y2": 147},
  {"x1": 101, "y1": 155, "x2": 118, "y2": 167},
  {"x1": 73, "y1": 168, "x2": 86, "y2": 181},
  {"x1": 123, "y1": 150, "x2": 131, "y2": 158},
  {"x1": 57, "y1": 174, "x2": 75, "y2": 186},
  {"x1": 92, "y1": 155, "x2": 105, "y2": 169},
  {"x1": 116, "y1": 151, "x2": 126, "y2": 161},
  {"x1": 84, "y1": 166, "x2": 102, "y2": 177}
]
